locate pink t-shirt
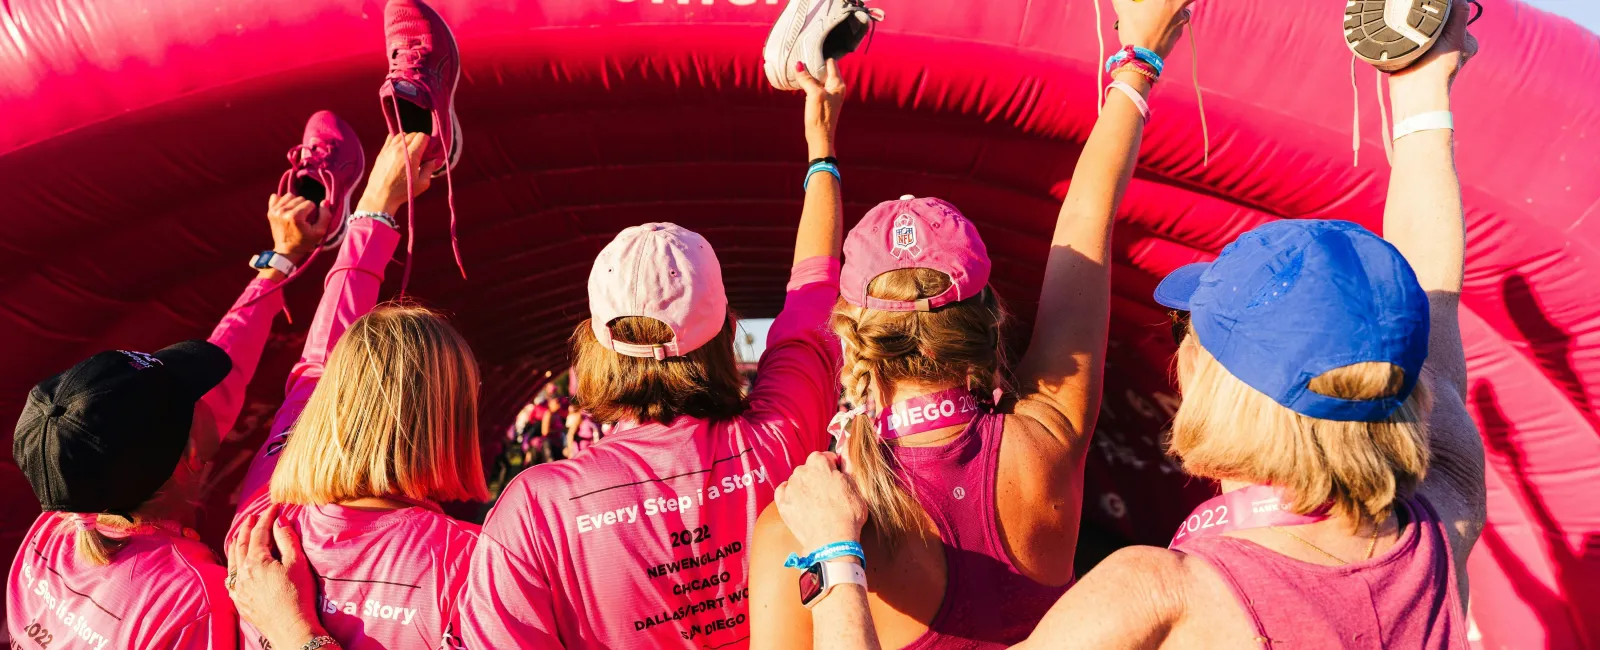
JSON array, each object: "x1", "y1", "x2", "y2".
[
  {"x1": 456, "y1": 257, "x2": 842, "y2": 650},
  {"x1": 7, "y1": 276, "x2": 287, "y2": 650},
  {"x1": 228, "y1": 220, "x2": 480, "y2": 650}
]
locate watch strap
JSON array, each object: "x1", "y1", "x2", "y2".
[{"x1": 250, "y1": 251, "x2": 297, "y2": 276}]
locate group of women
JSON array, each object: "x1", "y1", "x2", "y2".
[{"x1": 5, "y1": 0, "x2": 1486, "y2": 648}]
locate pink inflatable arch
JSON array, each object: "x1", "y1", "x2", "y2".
[{"x1": 2, "y1": 0, "x2": 1597, "y2": 646}]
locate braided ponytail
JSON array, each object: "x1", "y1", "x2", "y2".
[{"x1": 830, "y1": 267, "x2": 1011, "y2": 547}]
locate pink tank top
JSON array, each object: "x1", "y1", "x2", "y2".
[
  {"x1": 1179, "y1": 494, "x2": 1469, "y2": 649},
  {"x1": 891, "y1": 410, "x2": 1071, "y2": 650}
]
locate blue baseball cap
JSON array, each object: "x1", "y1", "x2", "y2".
[{"x1": 1153, "y1": 220, "x2": 1430, "y2": 422}]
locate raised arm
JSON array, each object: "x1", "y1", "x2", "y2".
[
  {"x1": 234, "y1": 133, "x2": 439, "y2": 501},
  {"x1": 1377, "y1": 0, "x2": 1485, "y2": 577},
  {"x1": 187, "y1": 193, "x2": 329, "y2": 463},
  {"x1": 1015, "y1": 0, "x2": 1194, "y2": 442},
  {"x1": 792, "y1": 60, "x2": 846, "y2": 264}
]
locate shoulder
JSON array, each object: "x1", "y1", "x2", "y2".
[
  {"x1": 751, "y1": 502, "x2": 802, "y2": 563},
  {"x1": 158, "y1": 537, "x2": 235, "y2": 615}
]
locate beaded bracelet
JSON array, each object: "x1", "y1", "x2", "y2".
[
  {"x1": 1112, "y1": 60, "x2": 1160, "y2": 84},
  {"x1": 351, "y1": 210, "x2": 398, "y2": 230}
]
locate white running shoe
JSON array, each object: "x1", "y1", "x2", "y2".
[{"x1": 763, "y1": 0, "x2": 881, "y2": 91}]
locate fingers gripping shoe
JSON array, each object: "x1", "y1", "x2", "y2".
[
  {"x1": 763, "y1": 0, "x2": 882, "y2": 91},
  {"x1": 278, "y1": 111, "x2": 366, "y2": 252},
  {"x1": 1345, "y1": 0, "x2": 1453, "y2": 72},
  {"x1": 380, "y1": 0, "x2": 462, "y2": 176}
]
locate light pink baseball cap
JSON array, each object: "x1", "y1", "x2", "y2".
[
  {"x1": 842, "y1": 196, "x2": 991, "y2": 311},
  {"x1": 588, "y1": 223, "x2": 728, "y2": 360}
]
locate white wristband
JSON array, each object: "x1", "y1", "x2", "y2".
[
  {"x1": 249, "y1": 251, "x2": 297, "y2": 276},
  {"x1": 1392, "y1": 111, "x2": 1453, "y2": 141},
  {"x1": 1106, "y1": 81, "x2": 1151, "y2": 123}
]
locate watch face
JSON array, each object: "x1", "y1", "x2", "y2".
[{"x1": 798, "y1": 564, "x2": 824, "y2": 605}]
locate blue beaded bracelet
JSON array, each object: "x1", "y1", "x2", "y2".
[
  {"x1": 784, "y1": 540, "x2": 866, "y2": 570},
  {"x1": 804, "y1": 161, "x2": 841, "y2": 190},
  {"x1": 1104, "y1": 45, "x2": 1164, "y2": 76}
]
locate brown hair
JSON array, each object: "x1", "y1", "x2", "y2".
[
  {"x1": 1170, "y1": 328, "x2": 1432, "y2": 525},
  {"x1": 570, "y1": 315, "x2": 747, "y2": 426},
  {"x1": 831, "y1": 268, "x2": 1009, "y2": 546},
  {"x1": 272, "y1": 304, "x2": 490, "y2": 505}
]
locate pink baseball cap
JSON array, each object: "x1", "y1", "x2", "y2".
[
  {"x1": 842, "y1": 196, "x2": 991, "y2": 311},
  {"x1": 588, "y1": 223, "x2": 729, "y2": 360}
]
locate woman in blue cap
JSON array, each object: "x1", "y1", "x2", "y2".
[{"x1": 760, "y1": 1, "x2": 1487, "y2": 648}]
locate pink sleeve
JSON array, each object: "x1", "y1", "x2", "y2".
[
  {"x1": 234, "y1": 220, "x2": 401, "y2": 509},
  {"x1": 746, "y1": 256, "x2": 843, "y2": 453},
  {"x1": 457, "y1": 495, "x2": 564, "y2": 648},
  {"x1": 191, "y1": 278, "x2": 286, "y2": 455}
]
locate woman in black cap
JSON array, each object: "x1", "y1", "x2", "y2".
[{"x1": 5, "y1": 187, "x2": 329, "y2": 648}]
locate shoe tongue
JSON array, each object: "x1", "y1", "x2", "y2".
[{"x1": 383, "y1": 78, "x2": 434, "y2": 109}]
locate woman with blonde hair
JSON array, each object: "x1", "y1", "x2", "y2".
[
  {"x1": 4, "y1": 154, "x2": 331, "y2": 648},
  {"x1": 748, "y1": 2, "x2": 1196, "y2": 648},
  {"x1": 225, "y1": 132, "x2": 489, "y2": 650},
  {"x1": 762, "y1": 3, "x2": 1486, "y2": 649}
]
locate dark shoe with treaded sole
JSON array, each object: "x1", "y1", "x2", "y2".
[{"x1": 1345, "y1": 0, "x2": 1452, "y2": 72}]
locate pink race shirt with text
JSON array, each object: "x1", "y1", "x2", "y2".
[
  {"x1": 228, "y1": 220, "x2": 479, "y2": 650},
  {"x1": 6, "y1": 276, "x2": 288, "y2": 650},
  {"x1": 457, "y1": 257, "x2": 842, "y2": 650}
]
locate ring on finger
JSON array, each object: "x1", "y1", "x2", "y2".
[{"x1": 225, "y1": 570, "x2": 238, "y2": 591}]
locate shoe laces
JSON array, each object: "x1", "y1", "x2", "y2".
[
  {"x1": 847, "y1": 0, "x2": 886, "y2": 54},
  {"x1": 243, "y1": 144, "x2": 345, "y2": 320},
  {"x1": 1094, "y1": 1, "x2": 1210, "y2": 166},
  {"x1": 386, "y1": 97, "x2": 467, "y2": 296}
]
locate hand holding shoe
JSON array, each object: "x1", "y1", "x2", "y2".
[
  {"x1": 795, "y1": 60, "x2": 846, "y2": 160},
  {"x1": 266, "y1": 194, "x2": 330, "y2": 266},
  {"x1": 357, "y1": 133, "x2": 444, "y2": 215}
]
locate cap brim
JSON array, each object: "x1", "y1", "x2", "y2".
[
  {"x1": 1153, "y1": 263, "x2": 1211, "y2": 311},
  {"x1": 153, "y1": 340, "x2": 232, "y2": 401}
]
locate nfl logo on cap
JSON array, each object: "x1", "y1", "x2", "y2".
[{"x1": 892, "y1": 214, "x2": 921, "y2": 259}]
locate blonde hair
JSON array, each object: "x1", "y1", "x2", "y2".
[
  {"x1": 1170, "y1": 329, "x2": 1431, "y2": 525},
  {"x1": 831, "y1": 268, "x2": 1009, "y2": 546},
  {"x1": 569, "y1": 315, "x2": 747, "y2": 425},
  {"x1": 271, "y1": 304, "x2": 489, "y2": 505}
]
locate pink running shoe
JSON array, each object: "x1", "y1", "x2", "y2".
[
  {"x1": 763, "y1": 0, "x2": 882, "y2": 91},
  {"x1": 380, "y1": 0, "x2": 462, "y2": 176},
  {"x1": 278, "y1": 111, "x2": 366, "y2": 251}
]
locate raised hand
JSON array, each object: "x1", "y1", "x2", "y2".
[
  {"x1": 1112, "y1": 0, "x2": 1197, "y2": 59},
  {"x1": 1392, "y1": 0, "x2": 1479, "y2": 92},
  {"x1": 794, "y1": 59, "x2": 846, "y2": 160},
  {"x1": 266, "y1": 194, "x2": 330, "y2": 266},
  {"x1": 356, "y1": 133, "x2": 443, "y2": 216},
  {"x1": 773, "y1": 452, "x2": 868, "y2": 550}
]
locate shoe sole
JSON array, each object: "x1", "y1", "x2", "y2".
[
  {"x1": 1345, "y1": 0, "x2": 1452, "y2": 72},
  {"x1": 318, "y1": 165, "x2": 366, "y2": 251},
  {"x1": 436, "y1": 11, "x2": 463, "y2": 179},
  {"x1": 762, "y1": 0, "x2": 814, "y2": 91}
]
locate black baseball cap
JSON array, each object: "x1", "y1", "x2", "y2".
[{"x1": 13, "y1": 340, "x2": 232, "y2": 516}]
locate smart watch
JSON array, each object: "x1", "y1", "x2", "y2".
[
  {"x1": 249, "y1": 250, "x2": 297, "y2": 276},
  {"x1": 797, "y1": 560, "x2": 867, "y2": 609}
]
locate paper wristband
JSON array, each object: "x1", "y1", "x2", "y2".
[
  {"x1": 1107, "y1": 81, "x2": 1151, "y2": 123},
  {"x1": 1392, "y1": 111, "x2": 1453, "y2": 141}
]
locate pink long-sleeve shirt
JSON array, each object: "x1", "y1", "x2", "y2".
[
  {"x1": 7, "y1": 275, "x2": 286, "y2": 650},
  {"x1": 229, "y1": 220, "x2": 480, "y2": 650},
  {"x1": 456, "y1": 257, "x2": 842, "y2": 650}
]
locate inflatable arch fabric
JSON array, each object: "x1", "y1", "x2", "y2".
[{"x1": 1, "y1": 0, "x2": 1597, "y2": 646}]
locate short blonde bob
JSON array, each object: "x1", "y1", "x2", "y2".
[
  {"x1": 1170, "y1": 326, "x2": 1432, "y2": 524},
  {"x1": 272, "y1": 304, "x2": 490, "y2": 505}
]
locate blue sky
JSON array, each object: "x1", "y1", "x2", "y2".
[{"x1": 1525, "y1": 0, "x2": 1600, "y2": 32}]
